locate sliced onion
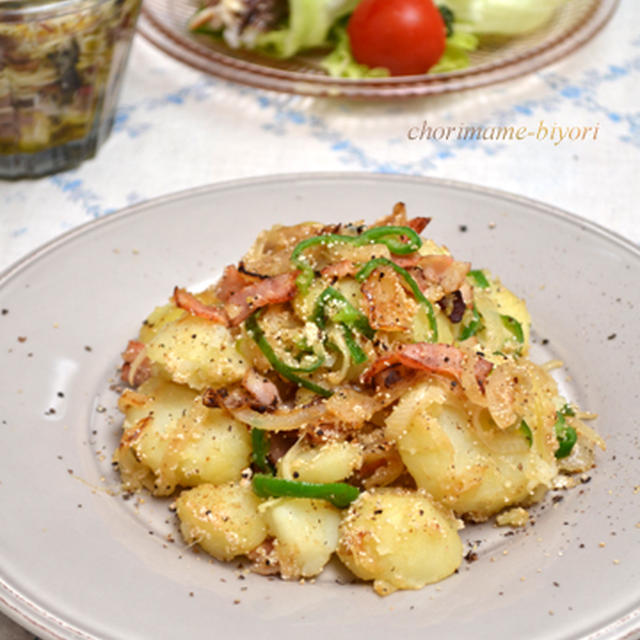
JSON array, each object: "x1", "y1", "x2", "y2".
[{"x1": 224, "y1": 401, "x2": 327, "y2": 431}]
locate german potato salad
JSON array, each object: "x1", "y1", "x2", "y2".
[{"x1": 114, "y1": 204, "x2": 603, "y2": 595}]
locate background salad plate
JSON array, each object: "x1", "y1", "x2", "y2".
[{"x1": 137, "y1": 0, "x2": 619, "y2": 97}]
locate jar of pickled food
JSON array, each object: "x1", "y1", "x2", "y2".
[{"x1": 0, "y1": 0, "x2": 142, "y2": 178}]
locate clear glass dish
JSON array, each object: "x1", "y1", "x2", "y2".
[
  {"x1": 0, "y1": 0, "x2": 142, "y2": 178},
  {"x1": 138, "y1": 0, "x2": 618, "y2": 99}
]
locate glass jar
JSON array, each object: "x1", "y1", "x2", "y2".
[{"x1": 0, "y1": 0, "x2": 142, "y2": 178}]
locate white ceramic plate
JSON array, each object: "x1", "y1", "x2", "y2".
[{"x1": 1, "y1": 174, "x2": 638, "y2": 640}]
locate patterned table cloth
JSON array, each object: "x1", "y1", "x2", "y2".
[{"x1": 0, "y1": 1, "x2": 637, "y2": 637}]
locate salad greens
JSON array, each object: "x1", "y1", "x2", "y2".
[
  {"x1": 191, "y1": 0, "x2": 564, "y2": 79},
  {"x1": 320, "y1": 25, "x2": 390, "y2": 79},
  {"x1": 256, "y1": 0, "x2": 360, "y2": 59},
  {"x1": 444, "y1": 0, "x2": 565, "y2": 36}
]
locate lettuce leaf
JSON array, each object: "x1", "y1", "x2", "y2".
[
  {"x1": 319, "y1": 25, "x2": 389, "y2": 79},
  {"x1": 443, "y1": 0, "x2": 566, "y2": 36},
  {"x1": 255, "y1": 0, "x2": 360, "y2": 58},
  {"x1": 429, "y1": 31, "x2": 478, "y2": 74}
]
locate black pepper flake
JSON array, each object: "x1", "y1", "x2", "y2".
[
  {"x1": 464, "y1": 551, "x2": 478, "y2": 563},
  {"x1": 373, "y1": 509, "x2": 383, "y2": 515},
  {"x1": 293, "y1": 471, "x2": 300, "y2": 479},
  {"x1": 57, "y1": 391, "x2": 65, "y2": 398},
  {"x1": 541, "y1": 338, "x2": 549, "y2": 346},
  {"x1": 580, "y1": 476, "x2": 592, "y2": 484},
  {"x1": 84, "y1": 345, "x2": 92, "y2": 352},
  {"x1": 67, "y1": 468, "x2": 73, "y2": 475},
  {"x1": 189, "y1": 592, "x2": 194, "y2": 597},
  {"x1": 1, "y1": 309, "x2": 8, "y2": 315},
  {"x1": 459, "y1": 225, "x2": 468, "y2": 232},
  {"x1": 607, "y1": 333, "x2": 617, "y2": 341},
  {"x1": 553, "y1": 581, "x2": 560, "y2": 587},
  {"x1": 552, "y1": 495, "x2": 564, "y2": 505}
]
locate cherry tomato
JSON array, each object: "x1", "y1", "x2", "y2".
[{"x1": 347, "y1": 0, "x2": 447, "y2": 76}]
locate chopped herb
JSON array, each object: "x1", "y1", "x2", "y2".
[
  {"x1": 468, "y1": 269, "x2": 490, "y2": 289},
  {"x1": 252, "y1": 474, "x2": 359, "y2": 508}
]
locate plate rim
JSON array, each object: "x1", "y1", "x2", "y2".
[
  {"x1": 1, "y1": 172, "x2": 639, "y2": 640},
  {"x1": 2, "y1": 172, "x2": 638, "y2": 290}
]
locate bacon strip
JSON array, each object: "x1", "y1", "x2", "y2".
[
  {"x1": 216, "y1": 265, "x2": 257, "y2": 302},
  {"x1": 362, "y1": 342, "x2": 492, "y2": 391},
  {"x1": 225, "y1": 272, "x2": 298, "y2": 326},
  {"x1": 173, "y1": 287, "x2": 229, "y2": 324},
  {"x1": 407, "y1": 216, "x2": 431, "y2": 234},
  {"x1": 391, "y1": 254, "x2": 422, "y2": 269}
]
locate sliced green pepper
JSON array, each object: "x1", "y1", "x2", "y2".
[
  {"x1": 459, "y1": 306, "x2": 482, "y2": 341},
  {"x1": 252, "y1": 473, "x2": 360, "y2": 508},
  {"x1": 312, "y1": 286, "x2": 373, "y2": 365},
  {"x1": 500, "y1": 314, "x2": 524, "y2": 344},
  {"x1": 312, "y1": 286, "x2": 374, "y2": 339},
  {"x1": 245, "y1": 312, "x2": 333, "y2": 398},
  {"x1": 251, "y1": 428, "x2": 274, "y2": 474},
  {"x1": 559, "y1": 403, "x2": 576, "y2": 417},
  {"x1": 468, "y1": 269, "x2": 490, "y2": 289},
  {"x1": 340, "y1": 323, "x2": 368, "y2": 365},
  {"x1": 291, "y1": 225, "x2": 422, "y2": 291},
  {"x1": 355, "y1": 257, "x2": 438, "y2": 342},
  {"x1": 520, "y1": 419, "x2": 533, "y2": 447},
  {"x1": 554, "y1": 412, "x2": 577, "y2": 459}
]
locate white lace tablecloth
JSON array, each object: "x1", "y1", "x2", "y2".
[{"x1": 1, "y1": 1, "x2": 638, "y2": 637}]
